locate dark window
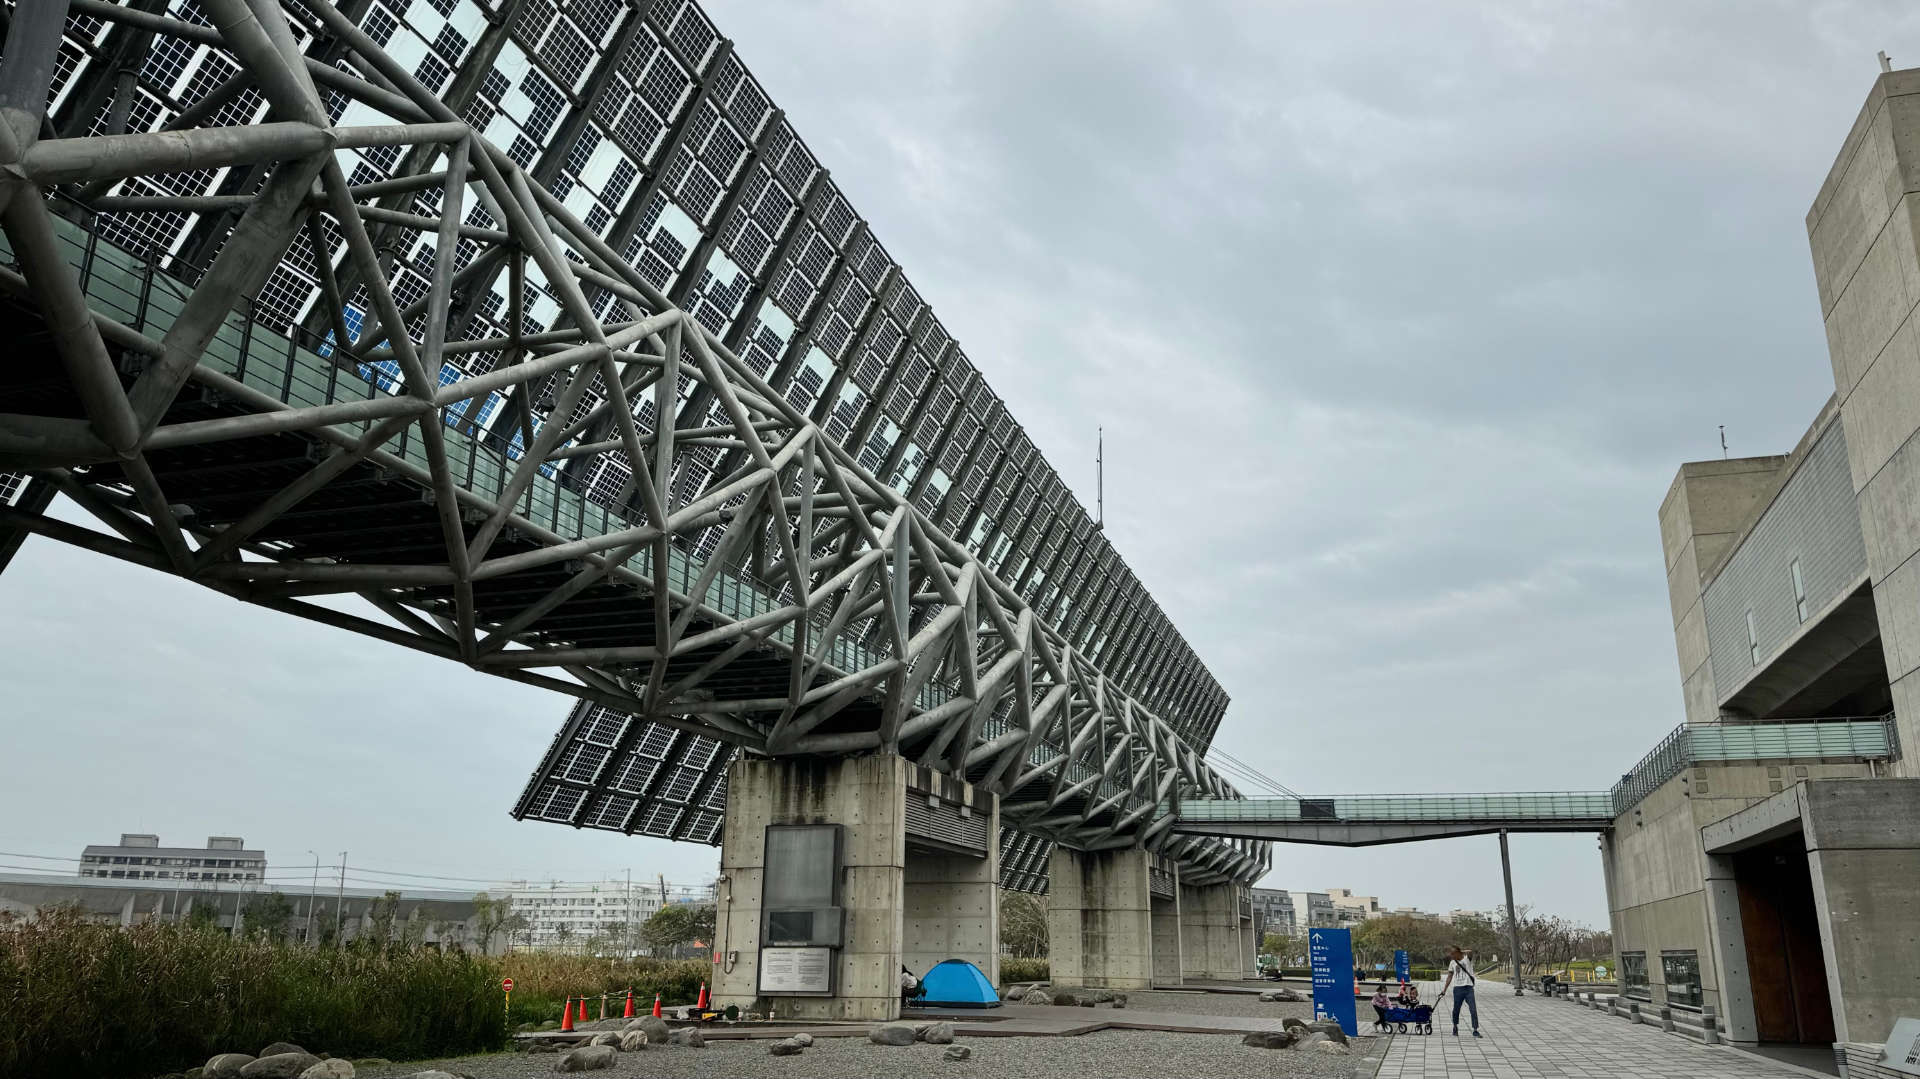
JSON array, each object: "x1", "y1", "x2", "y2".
[
  {"x1": 1661, "y1": 951, "x2": 1702, "y2": 1007},
  {"x1": 1621, "y1": 952, "x2": 1650, "y2": 1000}
]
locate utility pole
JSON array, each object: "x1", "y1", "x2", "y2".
[
  {"x1": 625, "y1": 868, "x2": 633, "y2": 959},
  {"x1": 1499, "y1": 830, "x2": 1523, "y2": 995},
  {"x1": 304, "y1": 851, "x2": 320, "y2": 945},
  {"x1": 334, "y1": 850, "x2": 347, "y2": 945},
  {"x1": 659, "y1": 873, "x2": 670, "y2": 958}
]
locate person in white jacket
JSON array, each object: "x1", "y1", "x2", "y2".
[{"x1": 1437, "y1": 946, "x2": 1481, "y2": 1037}]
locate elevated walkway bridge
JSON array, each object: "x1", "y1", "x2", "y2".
[{"x1": 1175, "y1": 716, "x2": 1898, "y2": 845}]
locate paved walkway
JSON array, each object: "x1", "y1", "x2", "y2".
[{"x1": 1379, "y1": 982, "x2": 1815, "y2": 1079}]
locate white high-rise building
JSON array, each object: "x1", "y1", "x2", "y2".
[{"x1": 504, "y1": 879, "x2": 709, "y2": 953}]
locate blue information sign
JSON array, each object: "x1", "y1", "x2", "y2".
[
  {"x1": 1395, "y1": 949, "x2": 1411, "y2": 984},
  {"x1": 1308, "y1": 927, "x2": 1357, "y2": 1036}
]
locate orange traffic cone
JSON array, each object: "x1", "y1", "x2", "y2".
[
  {"x1": 577, "y1": 997, "x2": 590, "y2": 1025},
  {"x1": 696, "y1": 982, "x2": 708, "y2": 1010},
  {"x1": 560, "y1": 998, "x2": 575, "y2": 1033},
  {"x1": 623, "y1": 989, "x2": 635, "y2": 1018},
  {"x1": 651, "y1": 992, "x2": 662, "y2": 1018}
]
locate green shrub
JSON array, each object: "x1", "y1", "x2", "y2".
[
  {"x1": 999, "y1": 956, "x2": 1048, "y2": 984},
  {"x1": 0, "y1": 908, "x2": 504, "y2": 1079}
]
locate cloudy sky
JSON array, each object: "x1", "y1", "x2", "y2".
[{"x1": 5, "y1": 0, "x2": 1918, "y2": 926}]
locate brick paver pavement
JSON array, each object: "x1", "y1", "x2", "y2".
[{"x1": 1378, "y1": 981, "x2": 1814, "y2": 1079}]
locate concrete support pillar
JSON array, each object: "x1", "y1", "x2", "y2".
[
  {"x1": 1046, "y1": 846, "x2": 1153, "y2": 989},
  {"x1": 1702, "y1": 852, "x2": 1759, "y2": 1045},
  {"x1": 713, "y1": 754, "x2": 999, "y2": 1022},
  {"x1": 903, "y1": 841, "x2": 1000, "y2": 984},
  {"x1": 1150, "y1": 888, "x2": 1183, "y2": 987},
  {"x1": 1178, "y1": 880, "x2": 1251, "y2": 981}
]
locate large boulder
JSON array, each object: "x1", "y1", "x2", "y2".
[
  {"x1": 1310, "y1": 1040, "x2": 1352, "y2": 1056},
  {"x1": 206, "y1": 1055, "x2": 255, "y2": 1079},
  {"x1": 1004, "y1": 985, "x2": 1027, "y2": 1002},
  {"x1": 668, "y1": 1029, "x2": 705, "y2": 1048},
  {"x1": 586, "y1": 1033, "x2": 619, "y2": 1048},
  {"x1": 869, "y1": 1023, "x2": 916, "y2": 1046},
  {"x1": 792, "y1": 1033, "x2": 814, "y2": 1047},
  {"x1": 241, "y1": 1055, "x2": 322, "y2": 1079},
  {"x1": 1306, "y1": 1019, "x2": 1349, "y2": 1045},
  {"x1": 917, "y1": 1021, "x2": 954, "y2": 1044},
  {"x1": 944, "y1": 1046, "x2": 971, "y2": 1061},
  {"x1": 1112, "y1": 993, "x2": 1128, "y2": 1009},
  {"x1": 299, "y1": 1063, "x2": 354, "y2": 1079},
  {"x1": 1241, "y1": 1030, "x2": 1297, "y2": 1049},
  {"x1": 259, "y1": 1044, "x2": 308, "y2": 1059},
  {"x1": 553, "y1": 1045, "x2": 616, "y2": 1072},
  {"x1": 1023, "y1": 989, "x2": 1052, "y2": 1007},
  {"x1": 627, "y1": 1016, "x2": 671, "y2": 1043},
  {"x1": 1280, "y1": 1016, "x2": 1310, "y2": 1034},
  {"x1": 768, "y1": 1039, "x2": 804, "y2": 1056},
  {"x1": 1049, "y1": 988, "x2": 1080, "y2": 1007},
  {"x1": 618, "y1": 1031, "x2": 647, "y2": 1052}
]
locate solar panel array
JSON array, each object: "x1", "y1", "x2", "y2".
[{"x1": 41, "y1": 0, "x2": 1235, "y2": 886}]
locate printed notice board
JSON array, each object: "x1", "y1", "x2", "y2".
[{"x1": 759, "y1": 945, "x2": 833, "y2": 995}]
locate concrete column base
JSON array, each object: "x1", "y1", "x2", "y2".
[
  {"x1": 1047, "y1": 846, "x2": 1154, "y2": 989},
  {"x1": 712, "y1": 754, "x2": 998, "y2": 1022},
  {"x1": 1179, "y1": 880, "x2": 1253, "y2": 980}
]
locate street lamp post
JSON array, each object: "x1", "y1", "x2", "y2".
[{"x1": 304, "y1": 851, "x2": 320, "y2": 945}]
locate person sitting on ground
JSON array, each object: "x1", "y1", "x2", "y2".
[
  {"x1": 1371, "y1": 985, "x2": 1392, "y2": 1030},
  {"x1": 1438, "y1": 945, "x2": 1480, "y2": 1038},
  {"x1": 899, "y1": 965, "x2": 920, "y2": 1008}
]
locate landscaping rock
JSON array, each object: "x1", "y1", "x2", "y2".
[
  {"x1": 1091, "y1": 989, "x2": 1115, "y2": 1004},
  {"x1": 1112, "y1": 993, "x2": 1127, "y2": 1009},
  {"x1": 944, "y1": 1046, "x2": 971, "y2": 1061},
  {"x1": 869, "y1": 1023, "x2": 916, "y2": 1046},
  {"x1": 918, "y1": 1021, "x2": 955, "y2": 1044},
  {"x1": 1311, "y1": 1040, "x2": 1352, "y2": 1056},
  {"x1": 1050, "y1": 988, "x2": 1080, "y2": 1006},
  {"x1": 539, "y1": 1021, "x2": 560, "y2": 1031},
  {"x1": 668, "y1": 1029, "x2": 705, "y2": 1048},
  {"x1": 349, "y1": 1062, "x2": 391, "y2": 1070},
  {"x1": 1306, "y1": 1019, "x2": 1349, "y2": 1045},
  {"x1": 528, "y1": 1041, "x2": 560, "y2": 1054},
  {"x1": 792, "y1": 1033, "x2": 813, "y2": 1047},
  {"x1": 1023, "y1": 989, "x2": 1052, "y2": 1006},
  {"x1": 628, "y1": 1016, "x2": 671, "y2": 1043},
  {"x1": 516, "y1": 1023, "x2": 538, "y2": 1034},
  {"x1": 241, "y1": 1054, "x2": 321, "y2": 1079},
  {"x1": 1241, "y1": 1030, "x2": 1297, "y2": 1049},
  {"x1": 260, "y1": 1043, "x2": 308, "y2": 1059},
  {"x1": 553, "y1": 1045, "x2": 616, "y2": 1072},
  {"x1": 1005, "y1": 985, "x2": 1027, "y2": 1002},
  {"x1": 618, "y1": 1031, "x2": 647, "y2": 1052},
  {"x1": 585, "y1": 1032, "x2": 617, "y2": 1048},
  {"x1": 1280, "y1": 1016, "x2": 1310, "y2": 1034},
  {"x1": 1296, "y1": 1031, "x2": 1330, "y2": 1049},
  {"x1": 299, "y1": 1062, "x2": 353, "y2": 1079},
  {"x1": 768, "y1": 1039, "x2": 804, "y2": 1056},
  {"x1": 206, "y1": 1055, "x2": 256, "y2": 1079}
]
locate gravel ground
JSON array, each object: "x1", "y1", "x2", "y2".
[
  {"x1": 1117, "y1": 988, "x2": 1320, "y2": 1020},
  {"x1": 363, "y1": 1028, "x2": 1370, "y2": 1079}
]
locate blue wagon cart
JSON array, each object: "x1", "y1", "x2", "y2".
[{"x1": 1381, "y1": 1003, "x2": 1434, "y2": 1034}]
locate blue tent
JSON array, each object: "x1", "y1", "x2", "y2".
[{"x1": 917, "y1": 959, "x2": 1002, "y2": 1008}]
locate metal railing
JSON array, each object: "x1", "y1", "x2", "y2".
[
  {"x1": 1607, "y1": 715, "x2": 1897, "y2": 814},
  {"x1": 1174, "y1": 792, "x2": 1615, "y2": 824}
]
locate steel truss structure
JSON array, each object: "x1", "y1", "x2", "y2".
[{"x1": 0, "y1": 0, "x2": 1266, "y2": 887}]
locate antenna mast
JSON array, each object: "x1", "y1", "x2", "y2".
[
  {"x1": 1719, "y1": 425, "x2": 1728, "y2": 459},
  {"x1": 1096, "y1": 427, "x2": 1104, "y2": 529}
]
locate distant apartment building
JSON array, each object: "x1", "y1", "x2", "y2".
[
  {"x1": 1250, "y1": 887, "x2": 1293, "y2": 936},
  {"x1": 1326, "y1": 888, "x2": 1381, "y2": 925},
  {"x1": 79, "y1": 834, "x2": 264, "y2": 884},
  {"x1": 505, "y1": 879, "x2": 710, "y2": 952}
]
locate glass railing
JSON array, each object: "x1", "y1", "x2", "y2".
[
  {"x1": 1174, "y1": 792, "x2": 1616, "y2": 823},
  {"x1": 1609, "y1": 715, "x2": 1896, "y2": 813}
]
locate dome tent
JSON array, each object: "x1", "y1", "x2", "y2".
[{"x1": 917, "y1": 959, "x2": 1002, "y2": 1007}]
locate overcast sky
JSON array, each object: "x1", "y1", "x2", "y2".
[{"x1": 5, "y1": 1, "x2": 1919, "y2": 927}]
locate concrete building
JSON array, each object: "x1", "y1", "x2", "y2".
[
  {"x1": 505, "y1": 878, "x2": 709, "y2": 953},
  {"x1": 1603, "y1": 66, "x2": 1920, "y2": 1068},
  {"x1": 80, "y1": 833, "x2": 265, "y2": 884},
  {"x1": 1251, "y1": 887, "x2": 1295, "y2": 936},
  {"x1": 1327, "y1": 888, "x2": 1382, "y2": 925},
  {"x1": 0, "y1": 871, "x2": 507, "y2": 953}
]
